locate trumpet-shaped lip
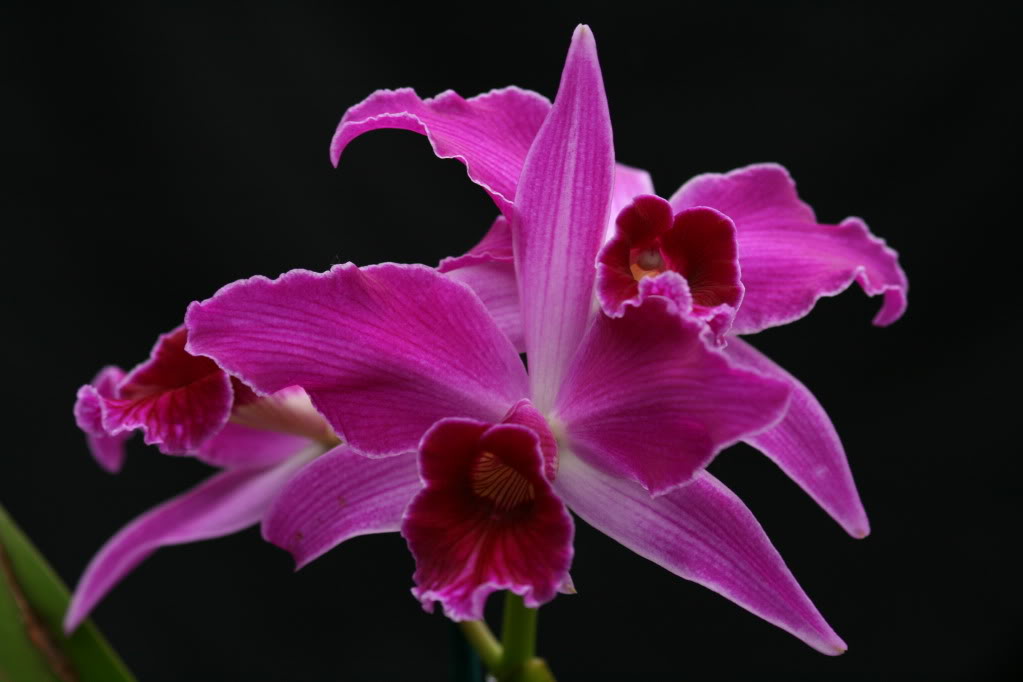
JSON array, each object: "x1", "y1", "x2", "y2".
[{"x1": 402, "y1": 418, "x2": 574, "y2": 621}]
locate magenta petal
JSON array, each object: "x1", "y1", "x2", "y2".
[
  {"x1": 554, "y1": 297, "x2": 791, "y2": 495},
  {"x1": 440, "y1": 217, "x2": 523, "y2": 351},
  {"x1": 89, "y1": 327, "x2": 234, "y2": 454},
  {"x1": 607, "y1": 163, "x2": 656, "y2": 240},
  {"x1": 723, "y1": 338, "x2": 869, "y2": 538},
  {"x1": 513, "y1": 25, "x2": 615, "y2": 411},
  {"x1": 403, "y1": 419, "x2": 574, "y2": 620},
  {"x1": 64, "y1": 449, "x2": 316, "y2": 632},
  {"x1": 556, "y1": 452, "x2": 847, "y2": 655},
  {"x1": 263, "y1": 445, "x2": 421, "y2": 568},
  {"x1": 73, "y1": 366, "x2": 130, "y2": 473},
  {"x1": 669, "y1": 163, "x2": 908, "y2": 333},
  {"x1": 195, "y1": 423, "x2": 308, "y2": 469},
  {"x1": 330, "y1": 87, "x2": 551, "y2": 215},
  {"x1": 186, "y1": 263, "x2": 529, "y2": 457}
]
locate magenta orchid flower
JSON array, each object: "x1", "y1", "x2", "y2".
[
  {"x1": 67, "y1": 325, "x2": 342, "y2": 632},
  {"x1": 185, "y1": 26, "x2": 852, "y2": 654},
  {"x1": 328, "y1": 32, "x2": 907, "y2": 542}
]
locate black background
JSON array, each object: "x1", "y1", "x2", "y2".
[{"x1": 3, "y1": 3, "x2": 1019, "y2": 680}]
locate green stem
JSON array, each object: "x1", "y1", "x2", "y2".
[
  {"x1": 458, "y1": 620, "x2": 502, "y2": 673},
  {"x1": 499, "y1": 592, "x2": 538, "y2": 678}
]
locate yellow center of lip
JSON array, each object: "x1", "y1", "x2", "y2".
[
  {"x1": 630, "y1": 248, "x2": 664, "y2": 281},
  {"x1": 470, "y1": 451, "x2": 535, "y2": 511}
]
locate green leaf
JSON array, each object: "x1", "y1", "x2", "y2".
[{"x1": 0, "y1": 504, "x2": 136, "y2": 682}]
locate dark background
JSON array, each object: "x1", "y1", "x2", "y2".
[{"x1": 3, "y1": 3, "x2": 1019, "y2": 680}]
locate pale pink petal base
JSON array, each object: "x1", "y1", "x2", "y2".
[
  {"x1": 64, "y1": 447, "x2": 318, "y2": 632},
  {"x1": 724, "y1": 338, "x2": 870, "y2": 537},
  {"x1": 263, "y1": 445, "x2": 422, "y2": 568},
  {"x1": 555, "y1": 451, "x2": 847, "y2": 655}
]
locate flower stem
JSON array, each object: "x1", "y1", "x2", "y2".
[
  {"x1": 456, "y1": 594, "x2": 556, "y2": 681},
  {"x1": 458, "y1": 620, "x2": 502, "y2": 672},
  {"x1": 500, "y1": 592, "x2": 537, "y2": 671}
]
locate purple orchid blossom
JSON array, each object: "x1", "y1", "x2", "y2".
[
  {"x1": 66, "y1": 326, "x2": 343, "y2": 632},
  {"x1": 184, "y1": 26, "x2": 853, "y2": 655},
  {"x1": 327, "y1": 34, "x2": 907, "y2": 542}
]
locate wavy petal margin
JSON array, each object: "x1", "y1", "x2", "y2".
[
  {"x1": 669, "y1": 163, "x2": 907, "y2": 333},
  {"x1": 330, "y1": 87, "x2": 551, "y2": 215}
]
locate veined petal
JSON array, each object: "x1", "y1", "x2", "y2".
[
  {"x1": 553, "y1": 297, "x2": 790, "y2": 495},
  {"x1": 330, "y1": 87, "x2": 551, "y2": 215},
  {"x1": 403, "y1": 419, "x2": 574, "y2": 621},
  {"x1": 513, "y1": 25, "x2": 615, "y2": 412},
  {"x1": 84, "y1": 327, "x2": 234, "y2": 455},
  {"x1": 73, "y1": 366, "x2": 130, "y2": 473},
  {"x1": 440, "y1": 217, "x2": 522, "y2": 352},
  {"x1": 555, "y1": 452, "x2": 847, "y2": 655},
  {"x1": 669, "y1": 163, "x2": 908, "y2": 333},
  {"x1": 263, "y1": 445, "x2": 421, "y2": 569},
  {"x1": 723, "y1": 338, "x2": 869, "y2": 538},
  {"x1": 186, "y1": 263, "x2": 529, "y2": 457},
  {"x1": 64, "y1": 446, "x2": 318, "y2": 632}
]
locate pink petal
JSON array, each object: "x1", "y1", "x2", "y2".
[
  {"x1": 513, "y1": 25, "x2": 615, "y2": 412},
  {"x1": 553, "y1": 297, "x2": 791, "y2": 495},
  {"x1": 440, "y1": 217, "x2": 522, "y2": 351},
  {"x1": 73, "y1": 366, "x2": 130, "y2": 473},
  {"x1": 64, "y1": 448, "x2": 317, "y2": 632},
  {"x1": 555, "y1": 452, "x2": 847, "y2": 655},
  {"x1": 403, "y1": 419, "x2": 574, "y2": 621},
  {"x1": 723, "y1": 338, "x2": 870, "y2": 538},
  {"x1": 607, "y1": 163, "x2": 656, "y2": 241},
  {"x1": 669, "y1": 163, "x2": 908, "y2": 333},
  {"x1": 263, "y1": 445, "x2": 421, "y2": 569},
  {"x1": 87, "y1": 328, "x2": 234, "y2": 455},
  {"x1": 186, "y1": 263, "x2": 529, "y2": 457},
  {"x1": 195, "y1": 423, "x2": 309, "y2": 469},
  {"x1": 330, "y1": 87, "x2": 551, "y2": 215}
]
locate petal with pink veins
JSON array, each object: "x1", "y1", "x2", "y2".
[
  {"x1": 723, "y1": 337, "x2": 870, "y2": 538},
  {"x1": 330, "y1": 87, "x2": 551, "y2": 215},
  {"x1": 186, "y1": 263, "x2": 529, "y2": 458},
  {"x1": 64, "y1": 446, "x2": 318, "y2": 632},
  {"x1": 403, "y1": 419, "x2": 574, "y2": 621},
  {"x1": 669, "y1": 163, "x2": 907, "y2": 333},
  {"x1": 263, "y1": 445, "x2": 422, "y2": 569},
  {"x1": 513, "y1": 25, "x2": 615, "y2": 412},
  {"x1": 554, "y1": 297, "x2": 791, "y2": 495},
  {"x1": 555, "y1": 451, "x2": 847, "y2": 655}
]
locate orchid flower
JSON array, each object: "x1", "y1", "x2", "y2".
[
  {"x1": 328, "y1": 38, "x2": 907, "y2": 543},
  {"x1": 185, "y1": 26, "x2": 851, "y2": 656},
  {"x1": 66, "y1": 326, "x2": 344, "y2": 632}
]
